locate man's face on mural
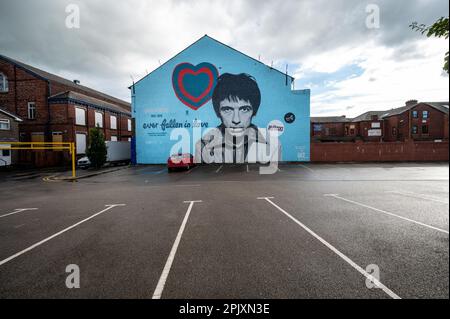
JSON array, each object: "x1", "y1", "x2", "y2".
[{"x1": 219, "y1": 97, "x2": 254, "y2": 135}]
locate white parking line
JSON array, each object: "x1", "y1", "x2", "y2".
[
  {"x1": 153, "y1": 200, "x2": 202, "y2": 299},
  {"x1": 185, "y1": 166, "x2": 198, "y2": 174},
  {"x1": 298, "y1": 164, "x2": 314, "y2": 173},
  {"x1": 0, "y1": 208, "x2": 38, "y2": 219},
  {"x1": 0, "y1": 204, "x2": 126, "y2": 267},
  {"x1": 324, "y1": 194, "x2": 449, "y2": 234},
  {"x1": 386, "y1": 190, "x2": 449, "y2": 204},
  {"x1": 258, "y1": 196, "x2": 400, "y2": 299},
  {"x1": 246, "y1": 165, "x2": 249, "y2": 173},
  {"x1": 215, "y1": 165, "x2": 223, "y2": 173}
]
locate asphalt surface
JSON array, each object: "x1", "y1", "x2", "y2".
[{"x1": 0, "y1": 162, "x2": 448, "y2": 299}]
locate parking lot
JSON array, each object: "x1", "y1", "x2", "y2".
[{"x1": 0, "y1": 163, "x2": 448, "y2": 299}]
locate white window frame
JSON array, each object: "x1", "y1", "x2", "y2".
[
  {"x1": 0, "y1": 119, "x2": 10, "y2": 130},
  {"x1": 127, "y1": 118, "x2": 132, "y2": 131},
  {"x1": 0, "y1": 72, "x2": 8, "y2": 92},
  {"x1": 27, "y1": 102, "x2": 36, "y2": 120},
  {"x1": 95, "y1": 111, "x2": 103, "y2": 128},
  {"x1": 75, "y1": 107, "x2": 86, "y2": 126},
  {"x1": 110, "y1": 115, "x2": 117, "y2": 130},
  {"x1": 76, "y1": 133, "x2": 87, "y2": 154}
]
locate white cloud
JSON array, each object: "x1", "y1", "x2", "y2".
[{"x1": 0, "y1": 0, "x2": 448, "y2": 113}]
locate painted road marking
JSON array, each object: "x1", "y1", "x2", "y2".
[
  {"x1": 215, "y1": 165, "x2": 223, "y2": 173},
  {"x1": 185, "y1": 166, "x2": 198, "y2": 174},
  {"x1": 152, "y1": 200, "x2": 202, "y2": 299},
  {"x1": 258, "y1": 196, "x2": 400, "y2": 299},
  {"x1": 324, "y1": 194, "x2": 449, "y2": 234},
  {"x1": 298, "y1": 164, "x2": 314, "y2": 173},
  {"x1": 246, "y1": 165, "x2": 249, "y2": 173},
  {"x1": 175, "y1": 184, "x2": 201, "y2": 187},
  {"x1": 0, "y1": 204, "x2": 126, "y2": 267},
  {"x1": 386, "y1": 190, "x2": 449, "y2": 204},
  {"x1": 0, "y1": 208, "x2": 38, "y2": 219}
]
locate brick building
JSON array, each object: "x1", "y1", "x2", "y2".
[
  {"x1": 0, "y1": 54, "x2": 132, "y2": 166},
  {"x1": 0, "y1": 107, "x2": 22, "y2": 166},
  {"x1": 311, "y1": 100, "x2": 449, "y2": 143}
]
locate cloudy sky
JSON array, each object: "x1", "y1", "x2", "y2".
[{"x1": 0, "y1": 0, "x2": 448, "y2": 116}]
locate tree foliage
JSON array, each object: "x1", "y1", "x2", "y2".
[
  {"x1": 86, "y1": 127, "x2": 107, "y2": 169},
  {"x1": 410, "y1": 17, "x2": 449, "y2": 74}
]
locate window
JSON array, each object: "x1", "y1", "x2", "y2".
[
  {"x1": 110, "y1": 115, "x2": 117, "y2": 130},
  {"x1": 412, "y1": 125, "x2": 418, "y2": 134},
  {"x1": 0, "y1": 119, "x2": 10, "y2": 130},
  {"x1": 76, "y1": 133, "x2": 87, "y2": 154},
  {"x1": 75, "y1": 107, "x2": 86, "y2": 126},
  {"x1": 371, "y1": 122, "x2": 381, "y2": 128},
  {"x1": 128, "y1": 137, "x2": 132, "y2": 142},
  {"x1": 422, "y1": 111, "x2": 429, "y2": 119},
  {"x1": 313, "y1": 124, "x2": 322, "y2": 132},
  {"x1": 110, "y1": 136, "x2": 118, "y2": 142},
  {"x1": 95, "y1": 112, "x2": 103, "y2": 128},
  {"x1": 52, "y1": 132, "x2": 63, "y2": 143},
  {"x1": 392, "y1": 127, "x2": 397, "y2": 136},
  {"x1": 412, "y1": 111, "x2": 418, "y2": 118},
  {"x1": 2, "y1": 149, "x2": 10, "y2": 157},
  {"x1": 0, "y1": 73, "x2": 8, "y2": 92},
  {"x1": 422, "y1": 125, "x2": 429, "y2": 134},
  {"x1": 31, "y1": 132, "x2": 44, "y2": 142},
  {"x1": 28, "y1": 102, "x2": 36, "y2": 119},
  {"x1": 127, "y1": 118, "x2": 132, "y2": 131}
]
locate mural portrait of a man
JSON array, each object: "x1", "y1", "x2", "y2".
[{"x1": 195, "y1": 73, "x2": 281, "y2": 164}]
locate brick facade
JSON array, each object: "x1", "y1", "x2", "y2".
[
  {"x1": 312, "y1": 101, "x2": 448, "y2": 143},
  {"x1": 0, "y1": 55, "x2": 132, "y2": 167}
]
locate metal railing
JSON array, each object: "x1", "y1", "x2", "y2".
[{"x1": 0, "y1": 142, "x2": 76, "y2": 178}]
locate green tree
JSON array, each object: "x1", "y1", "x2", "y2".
[
  {"x1": 86, "y1": 127, "x2": 107, "y2": 169},
  {"x1": 410, "y1": 17, "x2": 449, "y2": 74}
]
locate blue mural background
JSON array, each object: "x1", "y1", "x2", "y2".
[{"x1": 132, "y1": 36, "x2": 310, "y2": 164}]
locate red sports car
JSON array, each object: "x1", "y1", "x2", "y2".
[{"x1": 167, "y1": 153, "x2": 195, "y2": 172}]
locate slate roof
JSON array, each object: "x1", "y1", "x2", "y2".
[
  {"x1": 0, "y1": 54, "x2": 130, "y2": 111},
  {"x1": 48, "y1": 91, "x2": 131, "y2": 116},
  {"x1": 0, "y1": 107, "x2": 22, "y2": 122}
]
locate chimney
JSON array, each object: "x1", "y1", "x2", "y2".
[
  {"x1": 73, "y1": 80, "x2": 80, "y2": 85},
  {"x1": 405, "y1": 99, "x2": 418, "y2": 107}
]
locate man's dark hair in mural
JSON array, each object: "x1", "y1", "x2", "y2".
[
  {"x1": 212, "y1": 73, "x2": 261, "y2": 117},
  {"x1": 195, "y1": 73, "x2": 280, "y2": 164}
]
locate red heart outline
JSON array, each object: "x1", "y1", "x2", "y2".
[{"x1": 177, "y1": 67, "x2": 215, "y2": 103}]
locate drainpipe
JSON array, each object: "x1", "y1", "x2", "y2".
[{"x1": 46, "y1": 80, "x2": 51, "y2": 141}]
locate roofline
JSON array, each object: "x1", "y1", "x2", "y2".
[
  {"x1": 381, "y1": 102, "x2": 449, "y2": 119},
  {"x1": 0, "y1": 108, "x2": 23, "y2": 122},
  {"x1": 48, "y1": 95, "x2": 131, "y2": 116},
  {"x1": 0, "y1": 54, "x2": 49, "y2": 83},
  {"x1": 130, "y1": 35, "x2": 294, "y2": 88},
  {"x1": 0, "y1": 53, "x2": 130, "y2": 108}
]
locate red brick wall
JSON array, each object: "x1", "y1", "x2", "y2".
[
  {"x1": 311, "y1": 122, "x2": 346, "y2": 137},
  {"x1": 311, "y1": 141, "x2": 449, "y2": 162},
  {"x1": 409, "y1": 104, "x2": 446, "y2": 140},
  {"x1": 0, "y1": 60, "x2": 49, "y2": 128}
]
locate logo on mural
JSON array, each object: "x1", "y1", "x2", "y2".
[
  {"x1": 267, "y1": 120, "x2": 285, "y2": 136},
  {"x1": 172, "y1": 62, "x2": 219, "y2": 110},
  {"x1": 195, "y1": 73, "x2": 281, "y2": 164},
  {"x1": 284, "y1": 112, "x2": 296, "y2": 124}
]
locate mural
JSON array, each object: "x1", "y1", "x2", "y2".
[
  {"x1": 172, "y1": 62, "x2": 219, "y2": 110},
  {"x1": 133, "y1": 36, "x2": 310, "y2": 164},
  {"x1": 195, "y1": 73, "x2": 281, "y2": 164}
]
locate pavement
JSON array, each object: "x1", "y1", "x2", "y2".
[{"x1": 0, "y1": 162, "x2": 448, "y2": 299}]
